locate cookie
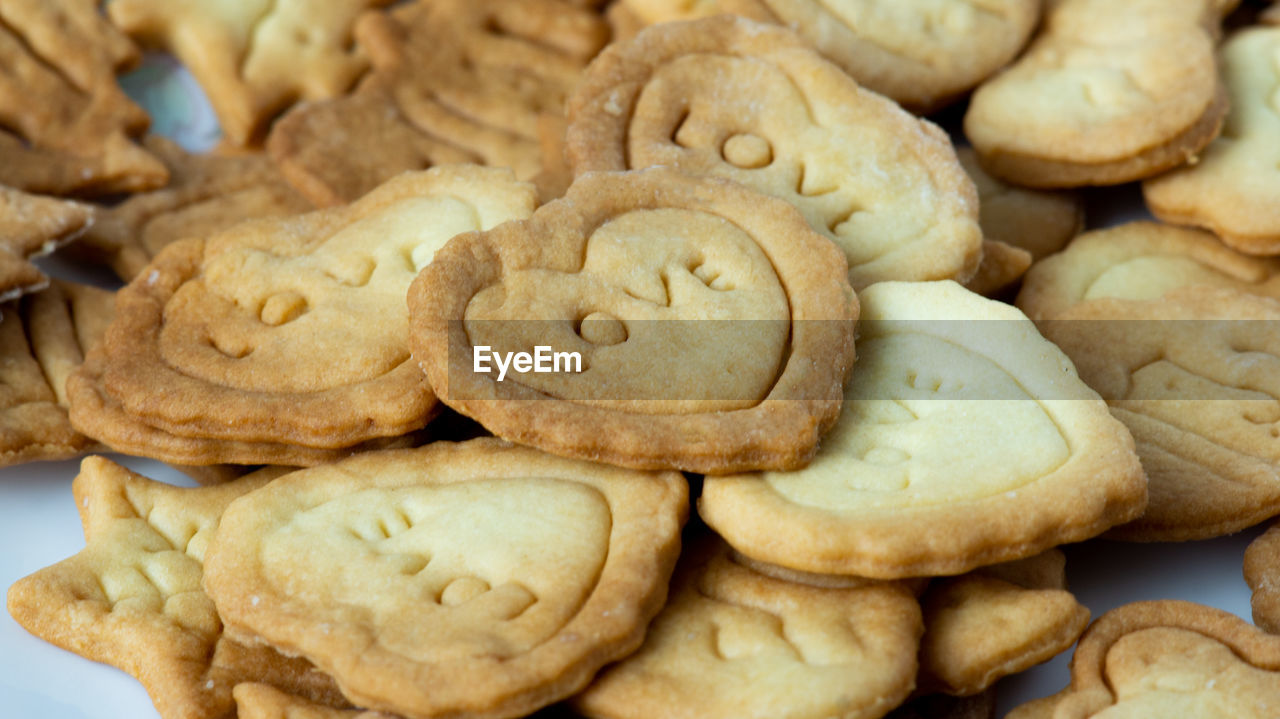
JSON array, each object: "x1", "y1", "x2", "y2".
[
  {"x1": 954, "y1": 147, "x2": 1082, "y2": 296},
  {"x1": 0, "y1": 186, "x2": 94, "y2": 302},
  {"x1": 1, "y1": 281, "x2": 113, "y2": 468},
  {"x1": 66, "y1": 166, "x2": 536, "y2": 466},
  {"x1": 566, "y1": 15, "x2": 982, "y2": 291},
  {"x1": 408, "y1": 167, "x2": 857, "y2": 474},
  {"x1": 1245, "y1": 523, "x2": 1280, "y2": 633},
  {"x1": 202, "y1": 439, "x2": 689, "y2": 719},
  {"x1": 267, "y1": 0, "x2": 609, "y2": 206},
  {"x1": 6, "y1": 457, "x2": 349, "y2": 719},
  {"x1": 75, "y1": 136, "x2": 312, "y2": 281},
  {"x1": 107, "y1": 0, "x2": 391, "y2": 146},
  {"x1": 1143, "y1": 25, "x2": 1280, "y2": 254},
  {"x1": 699, "y1": 280, "x2": 1146, "y2": 578},
  {"x1": 1017, "y1": 221, "x2": 1280, "y2": 322},
  {"x1": 0, "y1": 0, "x2": 167, "y2": 195},
  {"x1": 235, "y1": 684, "x2": 383, "y2": 719},
  {"x1": 612, "y1": 0, "x2": 1040, "y2": 113},
  {"x1": 572, "y1": 534, "x2": 922, "y2": 719},
  {"x1": 965, "y1": 0, "x2": 1235, "y2": 187},
  {"x1": 1005, "y1": 600, "x2": 1280, "y2": 718},
  {"x1": 917, "y1": 550, "x2": 1090, "y2": 696}
]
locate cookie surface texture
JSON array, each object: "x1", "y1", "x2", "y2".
[
  {"x1": 1143, "y1": 25, "x2": 1280, "y2": 254},
  {"x1": 108, "y1": 0, "x2": 391, "y2": 146},
  {"x1": 1, "y1": 281, "x2": 113, "y2": 468},
  {"x1": 1004, "y1": 601, "x2": 1280, "y2": 718},
  {"x1": 0, "y1": 186, "x2": 94, "y2": 302},
  {"x1": 699, "y1": 280, "x2": 1146, "y2": 578},
  {"x1": 76, "y1": 136, "x2": 313, "y2": 281},
  {"x1": 202, "y1": 439, "x2": 689, "y2": 719},
  {"x1": 1020, "y1": 224, "x2": 1280, "y2": 540},
  {"x1": 0, "y1": 0, "x2": 167, "y2": 195},
  {"x1": 572, "y1": 535, "x2": 922, "y2": 719},
  {"x1": 67, "y1": 166, "x2": 536, "y2": 465},
  {"x1": 965, "y1": 0, "x2": 1233, "y2": 187},
  {"x1": 1245, "y1": 523, "x2": 1280, "y2": 633},
  {"x1": 408, "y1": 167, "x2": 857, "y2": 474},
  {"x1": 267, "y1": 0, "x2": 609, "y2": 206},
  {"x1": 566, "y1": 15, "x2": 982, "y2": 291},
  {"x1": 5, "y1": 457, "x2": 347, "y2": 719}
]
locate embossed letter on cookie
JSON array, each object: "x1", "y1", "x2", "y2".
[
  {"x1": 203, "y1": 439, "x2": 688, "y2": 719},
  {"x1": 408, "y1": 168, "x2": 858, "y2": 474}
]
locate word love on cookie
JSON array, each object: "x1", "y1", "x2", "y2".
[{"x1": 473, "y1": 345, "x2": 583, "y2": 382}]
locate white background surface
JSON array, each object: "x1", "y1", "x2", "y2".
[{"x1": 0, "y1": 47, "x2": 1272, "y2": 719}]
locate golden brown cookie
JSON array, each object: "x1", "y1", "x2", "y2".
[
  {"x1": 235, "y1": 684, "x2": 385, "y2": 719},
  {"x1": 75, "y1": 136, "x2": 312, "y2": 281},
  {"x1": 965, "y1": 0, "x2": 1235, "y2": 188},
  {"x1": 6, "y1": 457, "x2": 349, "y2": 719},
  {"x1": 203, "y1": 439, "x2": 689, "y2": 719},
  {"x1": 267, "y1": 0, "x2": 609, "y2": 206},
  {"x1": 917, "y1": 550, "x2": 1090, "y2": 697},
  {"x1": 108, "y1": 0, "x2": 392, "y2": 146},
  {"x1": 1005, "y1": 600, "x2": 1280, "y2": 718},
  {"x1": 0, "y1": 0, "x2": 167, "y2": 195},
  {"x1": 566, "y1": 15, "x2": 982, "y2": 291},
  {"x1": 1144, "y1": 26, "x2": 1280, "y2": 254},
  {"x1": 67, "y1": 166, "x2": 536, "y2": 466},
  {"x1": 955, "y1": 147, "x2": 1082, "y2": 296},
  {"x1": 614, "y1": 0, "x2": 1040, "y2": 113},
  {"x1": 0, "y1": 186, "x2": 94, "y2": 302},
  {"x1": 408, "y1": 167, "x2": 857, "y2": 474},
  {"x1": 1245, "y1": 523, "x2": 1280, "y2": 633},
  {"x1": 699, "y1": 281, "x2": 1146, "y2": 578},
  {"x1": 1017, "y1": 221, "x2": 1280, "y2": 322},
  {"x1": 1, "y1": 281, "x2": 113, "y2": 468},
  {"x1": 573, "y1": 534, "x2": 922, "y2": 719}
]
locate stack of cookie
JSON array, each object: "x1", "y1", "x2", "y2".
[{"x1": 6, "y1": 1, "x2": 1280, "y2": 718}]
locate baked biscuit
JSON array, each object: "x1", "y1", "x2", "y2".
[
  {"x1": 268, "y1": 0, "x2": 609, "y2": 206},
  {"x1": 408, "y1": 167, "x2": 857, "y2": 474},
  {"x1": 0, "y1": 0, "x2": 167, "y2": 195},
  {"x1": 203, "y1": 439, "x2": 688, "y2": 719},
  {"x1": 613, "y1": 0, "x2": 1040, "y2": 113},
  {"x1": 1244, "y1": 523, "x2": 1280, "y2": 633},
  {"x1": 76, "y1": 136, "x2": 312, "y2": 281},
  {"x1": 6, "y1": 457, "x2": 348, "y2": 719},
  {"x1": 965, "y1": 0, "x2": 1235, "y2": 187},
  {"x1": 0, "y1": 187, "x2": 94, "y2": 302},
  {"x1": 573, "y1": 535, "x2": 922, "y2": 719},
  {"x1": 567, "y1": 16, "x2": 982, "y2": 291},
  {"x1": 1144, "y1": 26, "x2": 1280, "y2": 254},
  {"x1": 1005, "y1": 601, "x2": 1280, "y2": 718},
  {"x1": 1, "y1": 282, "x2": 113, "y2": 468},
  {"x1": 699, "y1": 280, "x2": 1145, "y2": 578},
  {"x1": 108, "y1": 0, "x2": 392, "y2": 146},
  {"x1": 67, "y1": 166, "x2": 536, "y2": 466}
]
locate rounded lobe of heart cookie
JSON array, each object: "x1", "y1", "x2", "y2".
[
  {"x1": 408, "y1": 166, "x2": 858, "y2": 474},
  {"x1": 1143, "y1": 26, "x2": 1280, "y2": 254},
  {"x1": 1017, "y1": 221, "x2": 1280, "y2": 322},
  {"x1": 566, "y1": 15, "x2": 982, "y2": 291},
  {"x1": 964, "y1": 0, "x2": 1231, "y2": 187},
  {"x1": 203, "y1": 439, "x2": 688, "y2": 719},
  {"x1": 88, "y1": 166, "x2": 536, "y2": 451},
  {"x1": 699, "y1": 280, "x2": 1146, "y2": 579},
  {"x1": 572, "y1": 536, "x2": 922, "y2": 719},
  {"x1": 1005, "y1": 601, "x2": 1280, "y2": 718},
  {"x1": 1244, "y1": 523, "x2": 1280, "y2": 634}
]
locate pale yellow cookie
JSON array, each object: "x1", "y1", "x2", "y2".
[
  {"x1": 965, "y1": 0, "x2": 1235, "y2": 187},
  {"x1": 566, "y1": 15, "x2": 982, "y2": 291},
  {"x1": 699, "y1": 280, "x2": 1146, "y2": 579},
  {"x1": 1144, "y1": 26, "x2": 1280, "y2": 254},
  {"x1": 573, "y1": 535, "x2": 922, "y2": 719},
  {"x1": 203, "y1": 439, "x2": 688, "y2": 719}
]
